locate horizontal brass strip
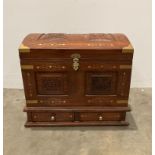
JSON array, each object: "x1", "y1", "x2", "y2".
[
  {"x1": 122, "y1": 44, "x2": 134, "y2": 53},
  {"x1": 119, "y1": 65, "x2": 132, "y2": 69},
  {"x1": 21, "y1": 65, "x2": 34, "y2": 70},
  {"x1": 26, "y1": 100, "x2": 38, "y2": 104},
  {"x1": 116, "y1": 100, "x2": 128, "y2": 104}
]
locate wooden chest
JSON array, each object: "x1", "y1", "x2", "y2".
[{"x1": 19, "y1": 33, "x2": 134, "y2": 127}]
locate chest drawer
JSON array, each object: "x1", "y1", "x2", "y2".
[
  {"x1": 79, "y1": 112, "x2": 122, "y2": 121},
  {"x1": 32, "y1": 112, "x2": 74, "y2": 122}
]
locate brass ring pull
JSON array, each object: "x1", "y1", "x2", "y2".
[{"x1": 71, "y1": 53, "x2": 81, "y2": 71}]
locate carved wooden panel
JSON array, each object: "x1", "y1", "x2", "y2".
[
  {"x1": 86, "y1": 72, "x2": 117, "y2": 95},
  {"x1": 36, "y1": 73, "x2": 69, "y2": 95}
]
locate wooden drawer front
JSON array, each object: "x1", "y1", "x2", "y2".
[
  {"x1": 32, "y1": 112, "x2": 74, "y2": 122},
  {"x1": 79, "y1": 112, "x2": 122, "y2": 121}
]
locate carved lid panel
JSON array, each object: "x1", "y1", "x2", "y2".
[{"x1": 19, "y1": 33, "x2": 133, "y2": 51}]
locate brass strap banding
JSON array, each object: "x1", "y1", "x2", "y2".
[
  {"x1": 21, "y1": 65, "x2": 34, "y2": 70},
  {"x1": 26, "y1": 100, "x2": 38, "y2": 104}
]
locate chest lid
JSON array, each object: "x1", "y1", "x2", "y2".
[{"x1": 19, "y1": 33, "x2": 133, "y2": 52}]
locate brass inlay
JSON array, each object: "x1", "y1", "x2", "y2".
[
  {"x1": 71, "y1": 53, "x2": 81, "y2": 71},
  {"x1": 19, "y1": 44, "x2": 30, "y2": 53},
  {"x1": 120, "y1": 65, "x2": 132, "y2": 69},
  {"x1": 117, "y1": 100, "x2": 128, "y2": 104},
  {"x1": 122, "y1": 44, "x2": 134, "y2": 53},
  {"x1": 26, "y1": 100, "x2": 38, "y2": 104},
  {"x1": 21, "y1": 65, "x2": 34, "y2": 70}
]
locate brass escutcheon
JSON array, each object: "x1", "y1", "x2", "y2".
[{"x1": 70, "y1": 53, "x2": 81, "y2": 71}]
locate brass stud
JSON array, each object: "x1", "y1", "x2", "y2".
[
  {"x1": 30, "y1": 94, "x2": 32, "y2": 97},
  {"x1": 33, "y1": 115, "x2": 37, "y2": 118},
  {"x1": 122, "y1": 83, "x2": 125, "y2": 86},
  {"x1": 27, "y1": 73, "x2": 30, "y2": 76},
  {"x1": 88, "y1": 100, "x2": 91, "y2": 103},
  {"x1": 59, "y1": 43, "x2": 66, "y2": 46},
  {"x1": 100, "y1": 65, "x2": 104, "y2": 68}
]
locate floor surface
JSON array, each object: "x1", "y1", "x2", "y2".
[{"x1": 4, "y1": 88, "x2": 151, "y2": 155}]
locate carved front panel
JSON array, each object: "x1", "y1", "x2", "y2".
[
  {"x1": 36, "y1": 73, "x2": 69, "y2": 95},
  {"x1": 86, "y1": 72, "x2": 117, "y2": 95}
]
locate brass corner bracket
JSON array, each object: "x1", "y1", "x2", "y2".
[
  {"x1": 122, "y1": 44, "x2": 134, "y2": 53},
  {"x1": 19, "y1": 44, "x2": 30, "y2": 53}
]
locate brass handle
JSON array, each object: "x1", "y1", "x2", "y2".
[
  {"x1": 99, "y1": 116, "x2": 103, "y2": 121},
  {"x1": 51, "y1": 116, "x2": 55, "y2": 121},
  {"x1": 71, "y1": 53, "x2": 81, "y2": 71}
]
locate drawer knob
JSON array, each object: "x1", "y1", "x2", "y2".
[
  {"x1": 50, "y1": 116, "x2": 55, "y2": 121},
  {"x1": 71, "y1": 53, "x2": 81, "y2": 71},
  {"x1": 99, "y1": 116, "x2": 103, "y2": 121}
]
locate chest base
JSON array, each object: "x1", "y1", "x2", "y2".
[{"x1": 24, "y1": 106, "x2": 131, "y2": 127}]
